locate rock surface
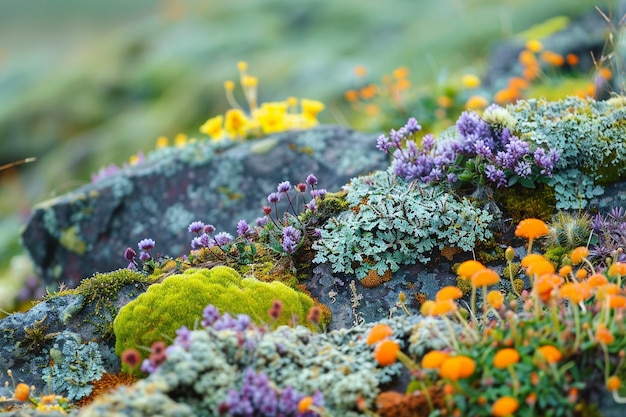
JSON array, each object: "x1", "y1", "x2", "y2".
[{"x1": 21, "y1": 126, "x2": 387, "y2": 289}]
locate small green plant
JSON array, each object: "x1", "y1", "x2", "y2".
[{"x1": 312, "y1": 169, "x2": 493, "y2": 280}]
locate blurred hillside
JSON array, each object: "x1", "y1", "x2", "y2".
[{"x1": 0, "y1": 0, "x2": 615, "y2": 308}]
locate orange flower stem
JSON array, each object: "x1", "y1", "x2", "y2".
[
  {"x1": 508, "y1": 260, "x2": 522, "y2": 298},
  {"x1": 573, "y1": 306, "x2": 582, "y2": 351},
  {"x1": 397, "y1": 350, "x2": 420, "y2": 373},
  {"x1": 527, "y1": 237, "x2": 534, "y2": 255},
  {"x1": 452, "y1": 310, "x2": 479, "y2": 342},
  {"x1": 470, "y1": 286, "x2": 479, "y2": 328},
  {"x1": 443, "y1": 317, "x2": 461, "y2": 351},
  {"x1": 508, "y1": 365, "x2": 521, "y2": 396}
]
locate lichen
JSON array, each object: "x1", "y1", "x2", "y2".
[{"x1": 58, "y1": 226, "x2": 87, "y2": 255}]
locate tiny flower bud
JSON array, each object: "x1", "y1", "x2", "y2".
[{"x1": 505, "y1": 246, "x2": 515, "y2": 262}]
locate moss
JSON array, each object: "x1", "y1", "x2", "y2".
[
  {"x1": 114, "y1": 266, "x2": 318, "y2": 372},
  {"x1": 513, "y1": 278, "x2": 526, "y2": 295},
  {"x1": 502, "y1": 262, "x2": 521, "y2": 279},
  {"x1": 456, "y1": 276, "x2": 473, "y2": 296},
  {"x1": 476, "y1": 236, "x2": 504, "y2": 264},
  {"x1": 316, "y1": 190, "x2": 349, "y2": 219},
  {"x1": 495, "y1": 183, "x2": 556, "y2": 224},
  {"x1": 543, "y1": 245, "x2": 569, "y2": 269}
]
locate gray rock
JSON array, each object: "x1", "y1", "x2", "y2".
[{"x1": 20, "y1": 126, "x2": 386, "y2": 289}]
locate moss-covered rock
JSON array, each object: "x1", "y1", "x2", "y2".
[{"x1": 113, "y1": 266, "x2": 320, "y2": 370}]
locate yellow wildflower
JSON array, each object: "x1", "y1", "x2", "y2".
[
  {"x1": 461, "y1": 74, "x2": 481, "y2": 89},
  {"x1": 224, "y1": 109, "x2": 249, "y2": 139},
  {"x1": 156, "y1": 136, "x2": 169, "y2": 148},
  {"x1": 525, "y1": 39, "x2": 543, "y2": 53},
  {"x1": 174, "y1": 133, "x2": 188, "y2": 147},
  {"x1": 200, "y1": 115, "x2": 225, "y2": 141},
  {"x1": 300, "y1": 99, "x2": 325, "y2": 126}
]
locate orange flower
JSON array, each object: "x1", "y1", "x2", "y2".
[
  {"x1": 437, "y1": 96, "x2": 453, "y2": 108},
  {"x1": 374, "y1": 339, "x2": 400, "y2": 366},
  {"x1": 566, "y1": 53, "x2": 579, "y2": 66},
  {"x1": 344, "y1": 90, "x2": 359, "y2": 102},
  {"x1": 587, "y1": 273, "x2": 608, "y2": 287},
  {"x1": 559, "y1": 265, "x2": 572, "y2": 277},
  {"x1": 439, "y1": 355, "x2": 476, "y2": 380},
  {"x1": 558, "y1": 282, "x2": 592, "y2": 304},
  {"x1": 525, "y1": 259, "x2": 555, "y2": 277},
  {"x1": 537, "y1": 345, "x2": 562, "y2": 364},
  {"x1": 493, "y1": 348, "x2": 520, "y2": 369},
  {"x1": 608, "y1": 262, "x2": 626, "y2": 276},
  {"x1": 14, "y1": 383, "x2": 30, "y2": 402},
  {"x1": 534, "y1": 273, "x2": 564, "y2": 299},
  {"x1": 596, "y1": 324, "x2": 615, "y2": 344},
  {"x1": 541, "y1": 50, "x2": 565, "y2": 67},
  {"x1": 519, "y1": 50, "x2": 538, "y2": 66},
  {"x1": 353, "y1": 65, "x2": 367, "y2": 77},
  {"x1": 492, "y1": 396, "x2": 520, "y2": 417},
  {"x1": 607, "y1": 376, "x2": 622, "y2": 392},
  {"x1": 367, "y1": 324, "x2": 393, "y2": 345},
  {"x1": 515, "y1": 218, "x2": 549, "y2": 240},
  {"x1": 437, "y1": 286, "x2": 463, "y2": 301},
  {"x1": 431, "y1": 299, "x2": 457, "y2": 316},
  {"x1": 493, "y1": 88, "x2": 519, "y2": 105},
  {"x1": 297, "y1": 396, "x2": 314, "y2": 413},
  {"x1": 465, "y1": 95, "x2": 489, "y2": 110},
  {"x1": 393, "y1": 66, "x2": 409, "y2": 79},
  {"x1": 608, "y1": 295, "x2": 626, "y2": 309},
  {"x1": 570, "y1": 247, "x2": 589, "y2": 265},
  {"x1": 521, "y1": 254, "x2": 548, "y2": 267},
  {"x1": 421, "y1": 350, "x2": 450, "y2": 369},
  {"x1": 359, "y1": 85, "x2": 377, "y2": 100},
  {"x1": 575, "y1": 268, "x2": 588, "y2": 280},
  {"x1": 508, "y1": 77, "x2": 529, "y2": 90},
  {"x1": 522, "y1": 64, "x2": 541, "y2": 81},
  {"x1": 457, "y1": 260, "x2": 486, "y2": 279},
  {"x1": 421, "y1": 300, "x2": 435, "y2": 316},
  {"x1": 487, "y1": 290, "x2": 504, "y2": 309},
  {"x1": 598, "y1": 67, "x2": 613, "y2": 80},
  {"x1": 471, "y1": 268, "x2": 500, "y2": 287}
]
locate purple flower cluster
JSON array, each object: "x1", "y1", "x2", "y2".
[
  {"x1": 124, "y1": 238, "x2": 157, "y2": 270},
  {"x1": 188, "y1": 221, "x2": 222, "y2": 250},
  {"x1": 377, "y1": 110, "x2": 560, "y2": 188},
  {"x1": 281, "y1": 226, "x2": 302, "y2": 253},
  {"x1": 219, "y1": 368, "x2": 324, "y2": 417}
]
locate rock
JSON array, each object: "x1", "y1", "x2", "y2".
[
  {"x1": 21, "y1": 126, "x2": 387, "y2": 289},
  {"x1": 0, "y1": 271, "x2": 148, "y2": 397}
]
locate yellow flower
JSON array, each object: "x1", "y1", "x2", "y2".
[
  {"x1": 525, "y1": 39, "x2": 543, "y2": 53},
  {"x1": 300, "y1": 99, "x2": 325, "y2": 126},
  {"x1": 224, "y1": 80, "x2": 235, "y2": 91},
  {"x1": 237, "y1": 61, "x2": 248, "y2": 72},
  {"x1": 199, "y1": 115, "x2": 225, "y2": 141},
  {"x1": 241, "y1": 75, "x2": 258, "y2": 88},
  {"x1": 174, "y1": 133, "x2": 188, "y2": 147},
  {"x1": 156, "y1": 136, "x2": 169, "y2": 148},
  {"x1": 224, "y1": 109, "x2": 249, "y2": 139},
  {"x1": 461, "y1": 74, "x2": 481, "y2": 89}
]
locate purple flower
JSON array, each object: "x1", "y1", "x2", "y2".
[
  {"x1": 204, "y1": 224, "x2": 216, "y2": 234},
  {"x1": 214, "y1": 232, "x2": 233, "y2": 246},
  {"x1": 267, "y1": 192, "x2": 281, "y2": 204},
  {"x1": 310, "y1": 189, "x2": 327, "y2": 198},
  {"x1": 124, "y1": 247, "x2": 136, "y2": 262},
  {"x1": 174, "y1": 325, "x2": 192, "y2": 350},
  {"x1": 140, "y1": 358, "x2": 157, "y2": 374},
  {"x1": 188, "y1": 221, "x2": 205, "y2": 234},
  {"x1": 312, "y1": 228, "x2": 321, "y2": 238},
  {"x1": 202, "y1": 304, "x2": 220, "y2": 327},
  {"x1": 277, "y1": 181, "x2": 291, "y2": 193},
  {"x1": 256, "y1": 216, "x2": 269, "y2": 227},
  {"x1": 191, "y1": 233, "x2": 213, "y2": 249},
  {"x1": 305, "y1": 198, "x2": 317, "y2": 212},
  {"x1": 514, "y1": 160, "x2": 532, "y2": 178},
  {"x1": 213, "y1": 312, "x2": 237, "y2": 331},
  {"x1": 485, "y1": 164, "x2": 507, "y2": 187},
  {"x1": 447, "y1": 173, "x2": 457, "y2": 183},
  {"x1": 236, "y1": 219, "x2": 250, "y2": 237},
  {"x1": 282, "y1": 226, "x2": 301, "y2": 253},
  {"x1": 235, "y1": 314, "x2": 251, "y2": 331},
  {"x1": 137, "y1": 238, "x2": 155, "y2": 251},
  {"x1": 139, "y1": 251, "x2": 152, "y2": 262},
  {"x1": 376, "y1": 134, "x2": 392, "y2": 153},
  {"x1": 389, "y1": 129, "x2": 403, "y2": 147},
  {"x1": 404, "y1": 117, "x2": 422, "y2": 133},
  {"x1": 421, "y1": 134, "x2": 435, "y2": 152},
  {"x1": 127, "y1": 262, "x2": 137, "y2": 270},
  {"x1": 306, "y1": 174, "x2": 318, "y2": 186}
]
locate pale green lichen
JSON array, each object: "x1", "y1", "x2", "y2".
[{"x1": 58, "y1": 226, "x2": 87, "y2": 255}]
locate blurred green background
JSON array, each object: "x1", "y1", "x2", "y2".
[{"x1": 0, "y1": 0, "x2": 613, "y2": 311}]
